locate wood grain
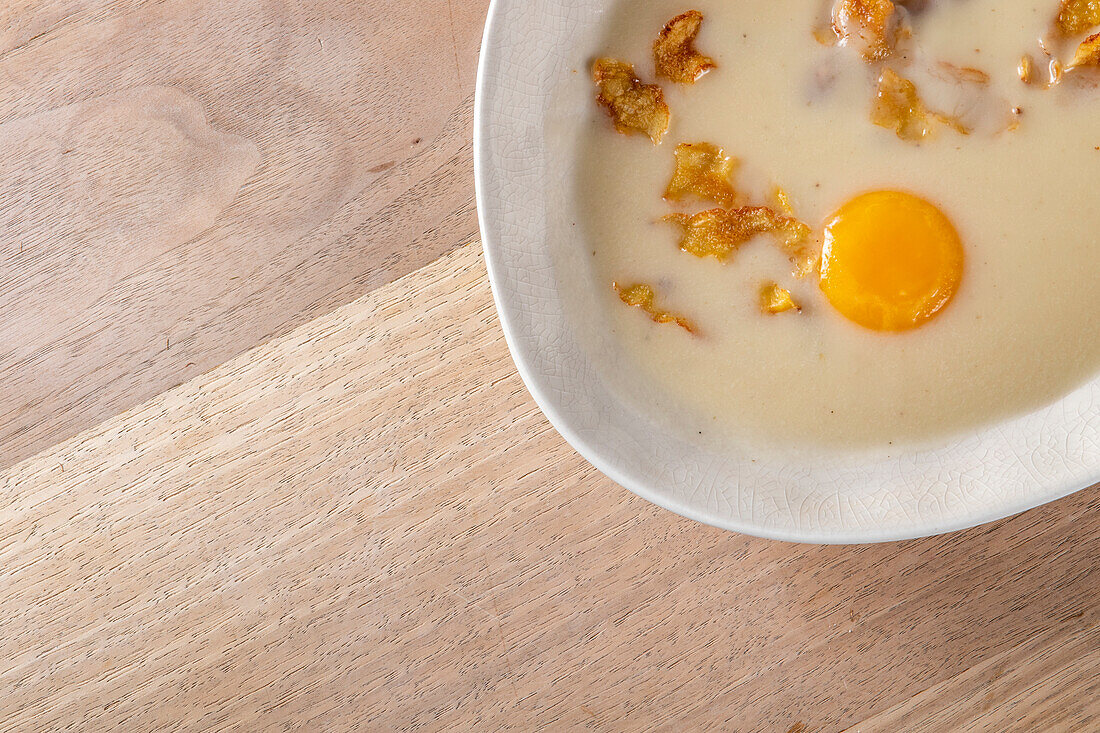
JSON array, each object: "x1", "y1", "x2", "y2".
[
  {"x1": 0, "y1": 0, "x2": 488, "y2": 469},
  {"x1": 2, "y1": 244, "x2": 1097, "y2": 732}
]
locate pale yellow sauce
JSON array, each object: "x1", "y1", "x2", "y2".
[{"x1": 571, "y1": 0, "x2": 1100, "y2": 449}]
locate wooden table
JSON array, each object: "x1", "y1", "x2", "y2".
[{"x1": 1, "y1": 2, "x2": 1098, "y2": 730}]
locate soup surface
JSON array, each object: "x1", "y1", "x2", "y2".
[{"x1": 571, "y1": 0, "x2": 1100, "y2": 450}]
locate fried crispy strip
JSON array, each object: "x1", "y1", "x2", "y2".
[
  {"x1": 832, "y1": 0, "x2": 899, "y2": 61},
  {"x1": 593, "y1": 58, "x2": 670, "y2": 144},
  {"x1": 654, "y1": 10, "x2": 716, "y2": 84},
  {"x1": 1057, "y1": 0, "x2": 1100, "y2": 36},
  {"x1": 1072, "y1": 31, "x2": 1100, "y2": 66},
  {"x1": 664, "y1": 142, "x2": 738, "y2": 208},
  {"x1": 664, "y1": 207, "x2": 812, "y2": 270},
  {"x1": 614, "y1": 283, "x2": 698, "y2": 334},
  {"x1": 759, "y1": 282, "x2": 801, "y2": 314}
]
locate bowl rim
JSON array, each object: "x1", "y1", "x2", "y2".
[{"x1": 472, "y1": 0, "x2": 1099, "y2": 543}]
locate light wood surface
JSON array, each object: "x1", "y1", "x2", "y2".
[
  {"x1": 3, "y1": 1, "x2": 1100, "y2": 729},
  {"x1": 0, "y1": 0, "x2": 487, "y2": 468},
  {"x1": 2, "y1": 244, "x2": 1099, "y2": 731}
]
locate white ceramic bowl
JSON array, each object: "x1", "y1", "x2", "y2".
[{"x1": 473, "y1": 0, "x2": 1100, "y2": 543}]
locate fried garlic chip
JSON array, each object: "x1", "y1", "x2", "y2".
[
  {"x1": 790, "y1": 245, "x2": 820, "y2": 279},
  {"x1": 1072, "y1": 32, "x2": 1100, "y2": 66},
  {"x1": 1019, "y1": 54, "x2": 1035, "y2": 83},
  {"x1": 872, "y1": 68, "x2": 934, "y2": 140},
  {"x1": 664, "y1": 143, "x2": 738, "y2": 208},
  {"x1": 768, "y1": 185, "x2": 795, "y2": 216},
  {"x1": 664, "y1": 207, "x2": 812, "y2": 270},
  {"x1": 654, "y1": 10, "x2": 717, "y2": 84},
  {"x1": 593, "y1": 58, "x2": 670, "y2": 144},
  {"x1": 1057, "y1": 0, "x2": 1100, "y2": 36},
  {"x1": 764, "y1": 188, "x2": 816, "y2": 275},
  {"x1": 832, "y1": 0, "x2": 899, "y2": 61},
  {"x1": 614, "y1": 283, "x2": 698, "y2": 335},
  {"x1": 935, "y1": 61, "x2": 991, "y2": 85},
  {"x1": 770, "y1": 187, "x2": 822, "y2": 275},
  {"x1": 759, "y1": 282, "x2": 801, "y2": 315},
  {"x1": 1020, "y1": 48, "x2": 1064, "y2": 87},
  {"x1": 871, "y1": 68, "x2": 968, "y2": 141}
]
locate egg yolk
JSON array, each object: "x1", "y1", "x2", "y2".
[{"x1": 819, "y1": 190, "x2": 964, "y2": 332}]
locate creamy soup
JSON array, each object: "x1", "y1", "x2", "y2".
[{"x1": 570, "y1": 0, "x2": 1100, "y2": 450}]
